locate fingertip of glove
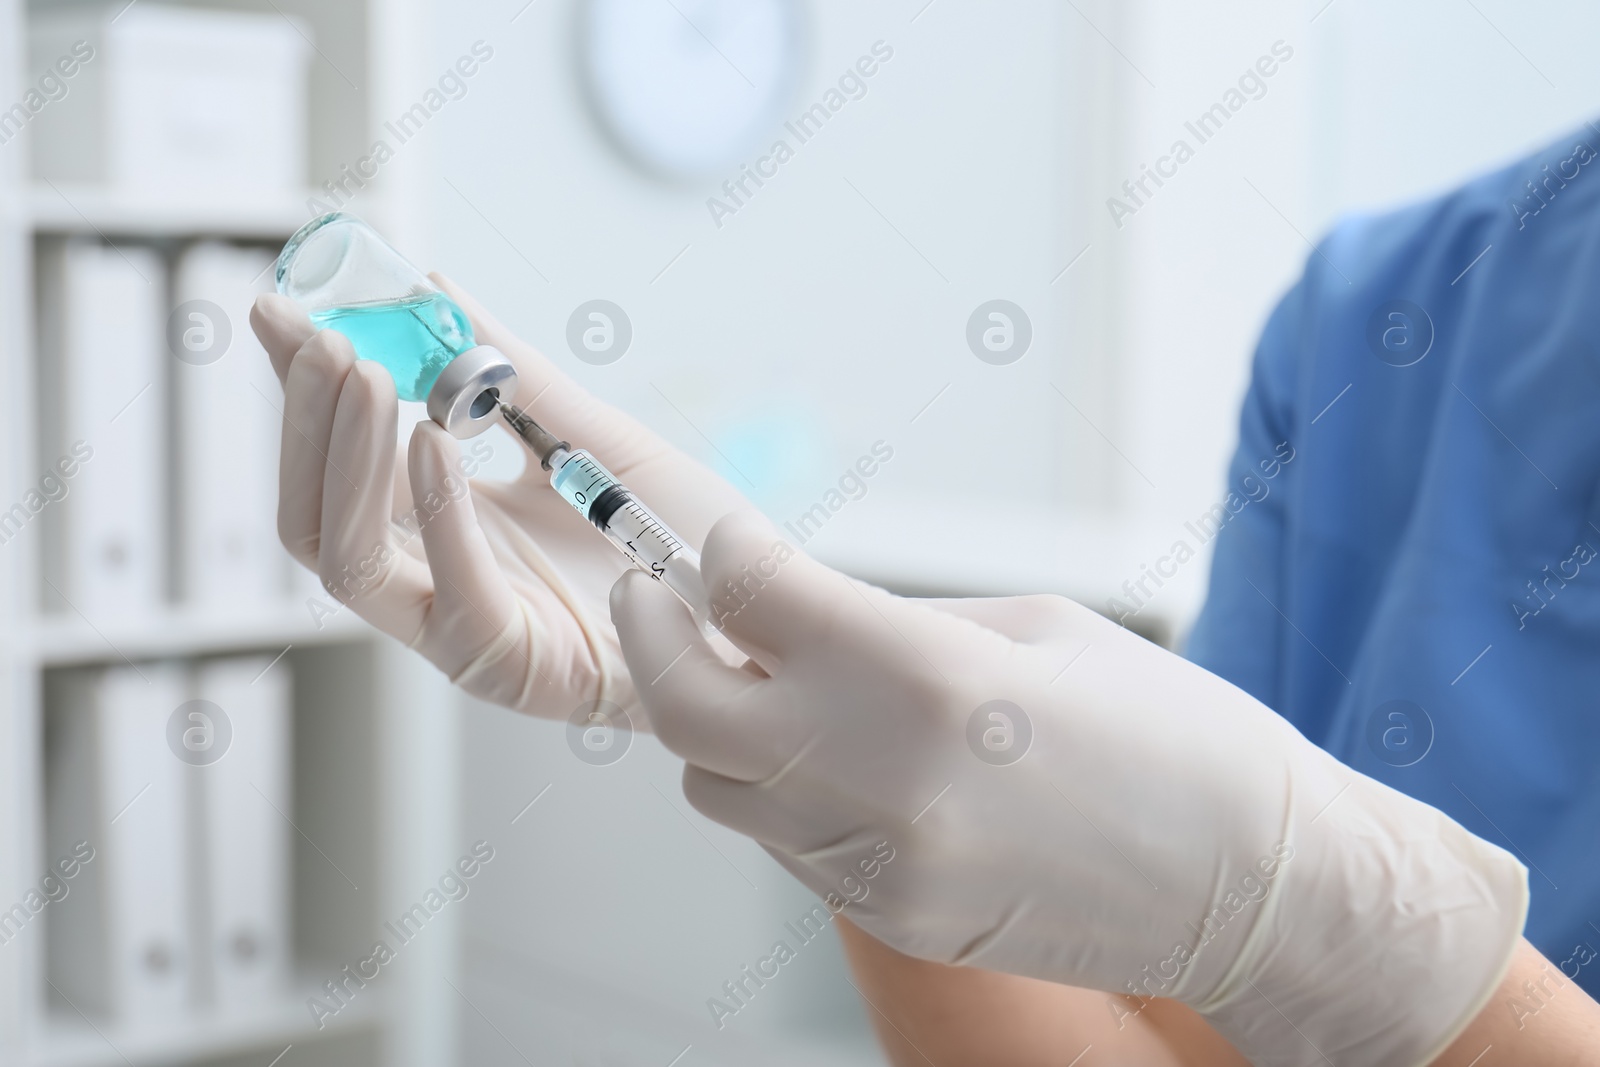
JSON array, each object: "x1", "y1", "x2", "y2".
[
  {"x1": 251, "y1": 294, "x2": 313, "y2": 379},
  {"x1": 702, "y1": 510, "x2": 794, "y2": 589},
  {"x1": 609, "y1": 568, "x2": 655, "y2": 624},
  {"x1": 408, "y1": 416, "x2": 451, "y2": 449},
  {"x1": 295, "y1": 325, "x2": 358, "y2": 374},
  {"x1": 345, "y1": 357, "x2": 397, "y2": 404},
  {"x1": 704, "y1": 509, "x2": 782, "y2": 559},
  {"x1": 407, "y1": 418, "x2": 464, "y2": 483},
  {"x1": 250, "y1": 292, "x2": 303, "y2": 334}
]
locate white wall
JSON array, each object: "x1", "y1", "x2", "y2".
[{"x1": 420, "y1": 0, "x2": 1104, "y2": 524}]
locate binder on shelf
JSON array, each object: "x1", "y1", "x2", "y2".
[
  {"x1": 172, "y1": 241, "x2": 289, "y2": 610},
  {"x1": 192, "y1": 655, "x2": 293, "y2": 1011},
  {"x1": 46, "y1": 663, "x2": 191, "y2": 1023},
  {"x1": 28, "y1": 4, "x2": 311, "y2": 195},
  {"x1": 37, "y1": 238, "x2": 166, "y2": 621}
]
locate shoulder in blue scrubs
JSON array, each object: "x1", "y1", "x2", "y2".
[{"x1": 1187, "y1": 121, "x2": 1600, "y2": 994}]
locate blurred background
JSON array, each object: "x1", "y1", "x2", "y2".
[{"x1": 1, "y1": 0, "x2": 1598, "y2": 1064}]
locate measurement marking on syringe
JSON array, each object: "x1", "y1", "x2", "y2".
[
  {"x1": 639, "y1": 524, "x2": 678, "y2": 547},
  {"x1": 506, "y1": 404, "x2": 708, "y2": 623}
]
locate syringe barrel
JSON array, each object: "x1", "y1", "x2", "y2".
[
  {"x1": 594, "y1": 496, "x2": 712, "y2": 627},
  {"x1": 545, "y1": 449, "x2": 713, "y2": 631}
]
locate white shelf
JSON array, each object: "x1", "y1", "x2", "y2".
[
  {"x1": 25, "y1": 603, "x2": 373, "y2": 667},
  {"x1": 28, "y1": 183, "x2": 316, "y2": 239},
  {"x1": 2, "y1": 1, "x2": 455, "y2": 1063},
  {"x1": 34, "y1": 980, "x2": 383, "y2": 1067}
]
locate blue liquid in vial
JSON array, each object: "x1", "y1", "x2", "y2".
[{"x1": 309, "y1": 292, "x2": 475, "y2": 402}]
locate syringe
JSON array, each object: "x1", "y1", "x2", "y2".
[{"x1": 500, "y1": 402, "x2": 713, "y2": 631}]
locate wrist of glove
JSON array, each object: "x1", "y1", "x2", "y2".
[{"x1": 611, "y1": 510, "x2": 1528, "y2": 1067}]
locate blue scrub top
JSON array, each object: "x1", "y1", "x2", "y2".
[{"x1": 1187, "y1": 122, "x2": 1600, "y2": 992}]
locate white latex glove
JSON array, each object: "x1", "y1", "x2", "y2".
[
  {"x1": 249, "y1": 277, "x2": 746, "y2": 718},
  {"x1": 611, "y1": 511, "x2": 1530, "y2": 1067}
]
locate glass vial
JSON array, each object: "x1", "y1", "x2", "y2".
[{"x1": 275, "y1": 212, "x2": 517, "y2": 438}]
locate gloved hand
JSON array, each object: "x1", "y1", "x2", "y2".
[
  {"x1": 249, "y1": 277, "x2": 746, "y2": 718},
  {"x1": 611, "y1": 511, "x2": 1530, "y2": 1067}
]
